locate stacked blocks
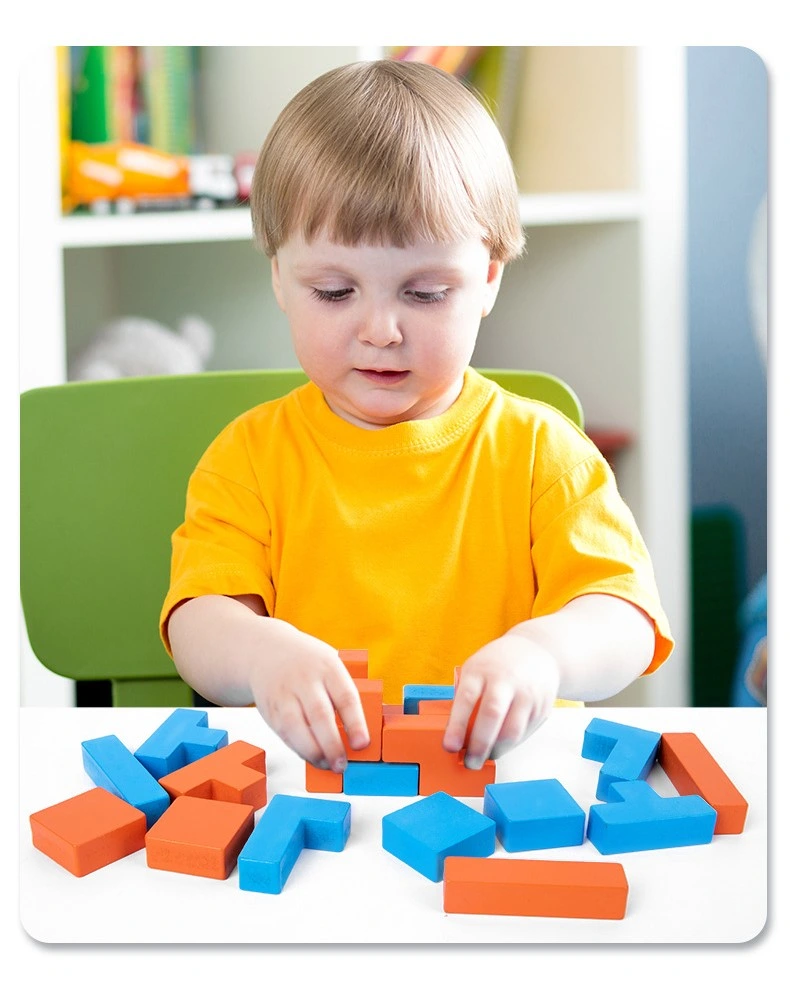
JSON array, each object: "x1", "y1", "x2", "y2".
[
  {"x1": 82, "y1": 734, "x2": 170, "y2": 828},
  {"x1": 382, "y1": 791, "x2": 496, "y2": 881},
  {"x1": 586, "y1": 779, "x2": 717, "y2": 854},
  {"x1": 145, "y1": 796, "x2": 255, "y2": 879},
  {"x1": 582, "y1": 717, "x2": 661, "y2": 800},
  {"x1": 158, "y1": 740, "x2": 268, "y2": 809},
  {"x1": 238, "y1": 794, "x2": 351, "y2": 894},
  {"x1": 659, "y1": 732, "x2": 748, "y2": 834},
  {"x1": 134, "y1": 708, "x2": 228, "y2": 780},
  {"x1": 30, "y1": 786, "x2": 147, "y2": 877},
  {"x1": 306, "y1": 650, "x2": 495, "y2": 797},
  {"x1": 443, "y1": 857, "x2": 629, "y2": 919},
  {"x1": 483, "y1": 779, "x2": 586, "y2": 851}
]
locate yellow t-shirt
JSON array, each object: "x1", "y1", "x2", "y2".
[{"x1": 161, "y1": 367, "x2": 673, "y2": 705}]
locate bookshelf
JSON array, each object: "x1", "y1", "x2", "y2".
[{"x1": 19, "y1": 46, "x2": 689, "y2": 710}]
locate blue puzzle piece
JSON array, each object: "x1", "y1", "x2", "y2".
[
  {"x1": 344, "y1": 762, "x2": 419, "y2": 796},
  {"x1": 403, "y1": 684, "x2": 455, "y2": 714},
  {"x1": 238, "y1": 794, "x2": 351, "y2": 894},
  {"x1": 581, "y1": 717, "x2": 661, "y2": 800},
  {"x1": 382, "y1": 790, "x2": 495, "y2": 882},
  {"x1": 82, "y1": 734, "x2": 171, "y2": 828},
  {"x1": 134, "y1": 708, "x2": 228, "y2": 780},
  {"x1": 587, "y1": 779, "x2": 717, "y2": 854},
  {"x1": 483, "y1": 778, "x2": 586, "y2": 852}
]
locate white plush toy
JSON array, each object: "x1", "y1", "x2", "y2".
[{"x1": 69, "y1": 314, "x2": 216, "y2": 381}]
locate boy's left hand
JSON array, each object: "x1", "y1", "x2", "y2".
[{"x1": 442, "y1": 632, "x2": 561, "y2": 769}]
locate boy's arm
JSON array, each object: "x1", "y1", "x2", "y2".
[
  {"x1": 443, "y1": 593, "x2": 655, "y2": 768},
  {"x1": 167, "y1": 595, "x2": 370, "y2": 772}
]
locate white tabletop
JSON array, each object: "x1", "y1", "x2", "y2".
[{"x1": 18, "y1": 705, "x2": 766, "y2": 944}]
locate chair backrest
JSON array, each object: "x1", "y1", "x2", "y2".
[{"x1": 20, "y1": 367, "x2": 582, "y2": 706}]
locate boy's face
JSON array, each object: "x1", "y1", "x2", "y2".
[{"x1": 271, "y1": 232, "x2": 503, "y2": 429}]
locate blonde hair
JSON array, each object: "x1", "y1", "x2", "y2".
[{"x1": 250, "y1": 59, "x2": 525, "y2": 262}]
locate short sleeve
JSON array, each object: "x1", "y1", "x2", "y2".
[{"x1": 530, "y1": 445, "x2": 674, "y2": 676}]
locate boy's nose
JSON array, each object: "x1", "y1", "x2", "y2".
[{"x1": 357, "y1": 306, "x2": 403, "y2": 346}]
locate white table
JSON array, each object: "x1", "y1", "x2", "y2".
[{"x1": 18, "y1": 705, "x2": 766, "y2": 944}]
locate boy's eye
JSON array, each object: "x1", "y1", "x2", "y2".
[
  {"x1": 408, "y1": 289, "x2": 448, "y2": 303},
  {"x1": 312, "y1": 287, "x2": 353, "y2": 303}
]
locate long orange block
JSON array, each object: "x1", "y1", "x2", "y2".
[
  {"x1": 338, "y1": 678, "x2": 383, "y2": 761},
  {"x1": 305, "y1": 761, "x2": 343, "y2": 792},
  {"x1": 443, "y1": 856, "x2": 629, "y2": 919},
  {"x1": 382, "y1": 713, "x2": 495, "y2": 796},
  {"x1": 338, "y1": 649, "x2": 369, "y2": 679},
  {"x1": 145, "y1": 795, "x2": 254, "y2": 879},
  {"x1": 159, "y1": 740, "x2": 267, "y2": 809},
  {"x1": 659, "y1": 731, "x2": 748, "y2": 834},
  {"x1": 30, "y1": 786, "x2": 147, "y2": 877}
]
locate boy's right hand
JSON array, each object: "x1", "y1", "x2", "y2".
[{"x1": 247, "y1": 627, "x2": 370, "y2": 772}]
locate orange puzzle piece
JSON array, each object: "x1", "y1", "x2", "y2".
[
  {"x1": 659, "y1": 731, "x2": 748, "y2": 834},
  {"x1": 338, "y1": 649, "x2": 369, "y2": 679},
  {"x1": 305, "y1": 761, "x2": 344, "y2": 793},
  {"x1": 443, "y1": 856, "x2": 629, "y2": 919},
  {"x1": 145, "y1": 795, "x2": 255, "y2": 879},
  {"x1": 30, "y1": 786, "x2": 147, "y2": 877},
  {"x1": 382, "y1": 713, "x2": 495, "y2": 796},
  {"x1": 338, "y1": 678, "x2": 383, "y2": 762},
  {"x1": 159, "y1": 740, "x2": 267, "y2": 809}
]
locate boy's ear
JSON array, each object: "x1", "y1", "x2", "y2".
[
  {"x1": 481, "y1": 260, "x2": 505, "y2": 318},
  {"x1": 271, "y1": 256, "x2": 285, "y2": 311}
]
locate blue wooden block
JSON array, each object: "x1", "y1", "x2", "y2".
[
  {"x1": 483, "y1": 778, "x2": 586, "y2": 852},
  {"x1": 82, "y1": 734, "x2": 171, "y2": 828},
  {"x1": 382, "y1": 790, "x2": 495, "y2": 881},
  {"x1": 587, "y1": 779, "x2": 717, "y2": 854},
  {"x1": 344, "y1": 762, "x2": 420, "y2": 796},
  {"x1": 134, "y1": 708, "x2": 228, "y2": 780},
  {"x1": 403, "y1": 684, "x2": 455, "y2": 714},
  {"x1": 581, "y1": 717, "x2": 662, "y2": 800},
  {"x1": 238, "y1": 794, "x2": 351, "y2": 894}
]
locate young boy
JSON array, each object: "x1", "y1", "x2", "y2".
[{"x1": 161, "y1": 59, "x2": 673, "y2": 776}]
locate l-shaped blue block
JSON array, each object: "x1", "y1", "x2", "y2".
[
  {"x1": 82, "y1": 733, "x2": 171, "y2": 828},
  {"x1": 582, "y1": 717, "x2": 662, "y2": 800},
  {"x1": 382, "y1": 790, "x2": 495, "y2": 881},
  {"x1": 344, "y1": 761, "x2": 419, "y2": 796},
  {"x1": 238, "y1": 794, "x2": 351, "y2": 894},
  {"x1": 403, "y1": 684, "x2": 455, "y2": 714},
  {"x1": 587, "y1": 779, "x2": 717, "y2": 854},
  {"x1": 483, "y1": 778, "x2": 586, "y2": 851},
  {"x1": 133, "y1": 708, "x2": 228, "y2": 780}
]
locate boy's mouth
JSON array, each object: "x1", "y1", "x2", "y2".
[{"x1": 356, "y1": 369, "x2": 410, "y2": 385}]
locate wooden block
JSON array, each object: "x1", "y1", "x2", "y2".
[
  {"x1": 382, "y1": 713, "x2": 495, "y2": 796},
  {"x1": 338, "y1": 678, "x2": 383, "y2": 761},
  {"x1": 581, "y1": 717, "x2": 661, "y2": 800},
  {"x1": 145, "y1": 795, "x2": 254, "y2": 880},
  {"x1": 383, "y1": 703, "x2": 404, "y2": 717},
  {"x1": 483, "y1": 779, "x2": 586, "y2": 851},
  {"x1": 344, "y1": 761, "x2": 419, "y2": 796},
  {"x1": 159, "y1": 740, "x2": 267, "y2": 809},
  {"x1": 586, "y1": 779, "x2": 717, "y2": 854},
  {"x1": 134, "y1": 708, "x2": 228, "y2": 780},
  {"x1": 443, "y1": 857, "x2": 629, "y2": 919},
  {"x1": 382, "y1": 791, "x2": 495, "y2": 881},
  {"x1": 659, "y1": 731, "x2": 748, "y2": 834},
  {"x1": 305, "y1": 761, "x2": 343, "y2": 793},
  {"x1": 30, "y1": 786, "x2": 147, "y2": 877},
  {"x1": 82, "y1": 733, "x2": 170, "y2": 828},
  {"x1": 403, "y1": 684, "x2": 454, "y2": 714},
  {"x1": 238, "y1": 794, "x2": 351, "y2": 894},
  {"x1": 418, "y1": 699, "x2": 454, "y2": 715},
  {"x1": 338, "y1": 649, "x2": 369, "y2": 679}
]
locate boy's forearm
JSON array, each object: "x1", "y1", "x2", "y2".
[
  {"x1": 506, "y1": 593, "x2": 656, "y2": 703},
  {"x1": 167, "y1": 594, "x2": 297, "y2": 706}
]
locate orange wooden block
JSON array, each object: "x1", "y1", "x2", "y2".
[
  {"x1": 30, "y1": 786, "x2": 146, "y2": 877},
  {"x1": 145, "y1": 795, "x2": 254, "y2": 879},
  {"x1": 383, "y1": 703, "x2": 404, "y2": 717},
  {"x1": 659, "y1": 731, "x2": 748, "y2": 834},
  {"x1": 338, "y1": 678, "x2": 383, "y2": 761},
  {"x1": 159, "y1": 740, "x2": 267, "y2": 809},
  {"x1": 305, "y1": 761, "x2": 344, "y2": 793},
  {"x1": 418, "y1": 699, "x2": 454, "y2": 714},
  {"x1": 443, "y1": 857, "x2": 629, "y2": 919},
  {"x1": 382, "y1": 713, "x2": 495, "y2": 796},
  {"x1": 338, "y1": 649, "x2": 369, "y2": 679}
]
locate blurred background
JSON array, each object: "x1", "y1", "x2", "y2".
[{"x1": 18, "y1": 46, "x2": 768, "y2": 710}]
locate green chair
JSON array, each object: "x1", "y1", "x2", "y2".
[{"x1": 20, "y1": 367, "x2": 583, "y2": 707}]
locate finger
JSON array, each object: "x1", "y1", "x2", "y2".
[
  {"x1": 489, "y1": 693, "x2": 531, "y2": 759},
  {"x1": 297, "y1": 682, "x2": 355, "y2": 771},
  {"x1": 443, "y1": 672, "x2": 484, "y2": 752},
  {"x1": 326, "y1": 672, "x2": 370, "y2": 755},
  {"x1": 269, "y1": 699, "x2": 326, "y2": 768},
  {"x1": 464, "y1": 682, "x2": 514, "y2": 769}
]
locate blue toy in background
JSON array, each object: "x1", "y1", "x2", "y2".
[{"x1": 731, "y1": 574, "x2": 767, "y2": 707}]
